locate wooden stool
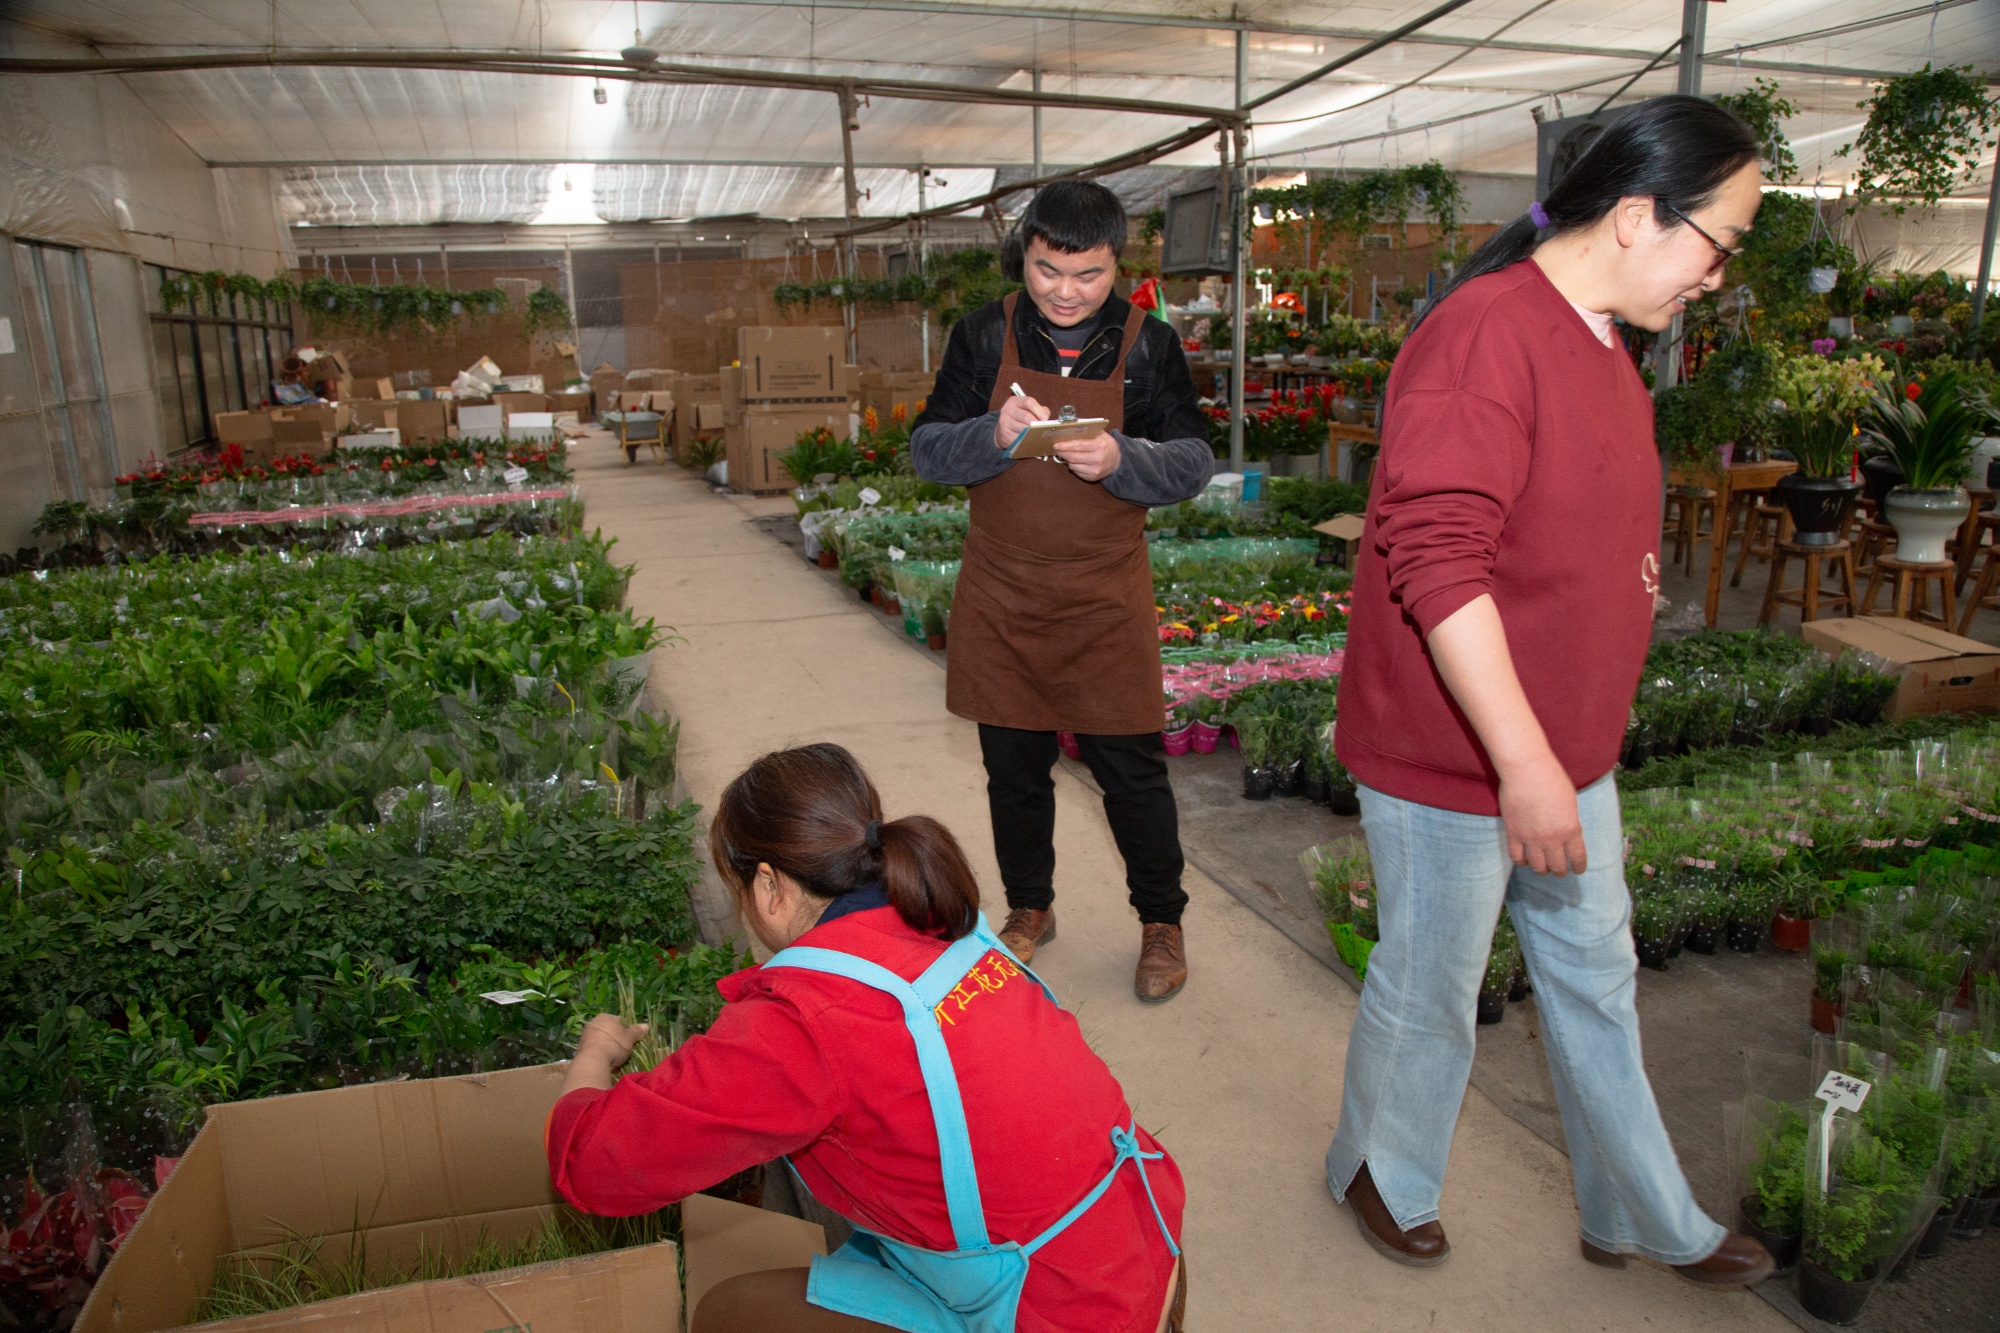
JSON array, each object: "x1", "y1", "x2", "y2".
[
  {"x1": 1731, "y1": 498, "x2": 1790, "y2": 587},
  {"x1": 1664, "y1": 486, "x2": 1717, "y2": 577},
  {"x1": 1958, "y1": 532, "x2": 2000, "y2": 634},
  {"x1": 1862, "y1": 555, "x2": 1958, "y2": 626},
  {"x1": 1852, "y1": 518, "x2": 1897, "y2": 576},
  {"x1": 1760, "y1": 539, "x2": 1857, "y2": 626},
  {"x1": 1953, "y1": 494, "x2": 1998, "y2": 594}
]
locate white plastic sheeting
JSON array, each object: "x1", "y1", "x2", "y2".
[{"x1": 8, "y1": 0, "x2": 1997, "y2": 227}]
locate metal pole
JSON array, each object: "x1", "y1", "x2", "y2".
[
  {"x1": 1228, "y1": 29, "x2": 1248, "y2": 478},
  {"x1": 1032, "y1": 69, "x2": 1043, "y2": 178},
  {"x1": 838, "y1": 84, "x2": 862, "y2": 367},
  {"x1": 1969, "y1": 136, "x2": 2000, "y2": 363},
  {"x1": 1653, "y1": 0, "x2": 1708, "y2": 395},
  {"x1": 916, "y1": 168, "x2": 932, "y2": 374}
]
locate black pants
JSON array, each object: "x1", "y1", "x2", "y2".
[{"x1": 978, "y1": 724, "x2": 1188, "y2": 926}]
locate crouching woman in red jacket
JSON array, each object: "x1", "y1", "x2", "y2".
[{"x1": 546, "y1": 742, "x2": 1186, "y2": 1333}]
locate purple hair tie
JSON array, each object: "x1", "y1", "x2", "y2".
[{"x1": 1529, "y1": 201, "x2": 1551, "y2": 230}]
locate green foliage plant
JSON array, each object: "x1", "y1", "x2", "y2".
[
  {"x1": 1843, "y1": 65, "x2": 2000, "y2": 214},
  {"x1": 1715, "y1": 78, "x2": 1800, "y2": 183}
]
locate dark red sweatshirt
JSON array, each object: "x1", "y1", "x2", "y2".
[
  {"x1": 546, "y1": 906, "x2": 1183, "y2": 1333},
  {"x1": 1335, "y1": 260, "x2": 1659, "y2": 815}
]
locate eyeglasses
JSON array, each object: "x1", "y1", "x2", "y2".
[{"x1": 1661, "y1": 201, "x2": 1743, "y2": 276}]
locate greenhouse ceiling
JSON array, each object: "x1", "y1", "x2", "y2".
[{"x1": 4, "y1": 0, "x2": 1996, "y2": 225}]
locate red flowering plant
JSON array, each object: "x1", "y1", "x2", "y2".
[{"x1": 1159, "y1": 589, "x2": 1352, "y2": 644}]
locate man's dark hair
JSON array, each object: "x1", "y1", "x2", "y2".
[{"x1": 1020, "y1": 180, "x2": 1128, "y2": 260}]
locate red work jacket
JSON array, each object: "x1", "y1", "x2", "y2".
[{"x1": 546, "y1": 906, "x2": 1184, "y2": 1333}]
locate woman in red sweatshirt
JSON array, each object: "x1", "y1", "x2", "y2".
[
  {"x1": 547, "y1": 743, "x2": 1185, "y2": 1333},
  {"x1": 1324, "y1": 96, "x2": 1775, "y2": 1287}
]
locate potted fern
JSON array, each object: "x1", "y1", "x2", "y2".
[{"x1": 1863, "y1": 369, "x2": 1992, "y2": 564}]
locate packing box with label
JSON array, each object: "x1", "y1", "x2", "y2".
[
  {"x1": 1801, "y1": 617, "x2": 2000, "y2": 719},
  {"x1": 76, "y1": 1065, "x2": 685, "y2": 1333},
  {"x1": 738, "y1": 326, "x2": 847, "y2": 398},
  {"x1": 727, "y1": 405, "x2": 851, "y2": 494}
]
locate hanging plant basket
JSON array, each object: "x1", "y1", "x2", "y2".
[{"x1": 1843, "y1": 64, "x2": 1999, "y2": 214}]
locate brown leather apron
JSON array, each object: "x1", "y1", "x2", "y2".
[{"x1": 945, "y1": 293, "x2": 1165, "y2": 735}]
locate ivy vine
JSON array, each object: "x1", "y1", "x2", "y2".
[
  {"x1": 1842, "y1": 64, "x2": 1999, "y2": 214},
  {"x1": 524, "y1": 287, "x2": 575, "y2": 338},
  {"x1": 771, "y1": 248, "x2": 1019, "y2": 328},
  {"x1": 158, "y1": 270, "x2": 516, "y2": 336},
  {"x1": 1247, "y1": 163, "x2": 1465, "y2": 246},
  {"x1": 1714, "y1": 78, "x2": 1799, "y2": 184}
]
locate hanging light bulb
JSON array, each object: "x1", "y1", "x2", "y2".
[{"x1": 594, "y1": 81, "x2": 608, "y2": 105}]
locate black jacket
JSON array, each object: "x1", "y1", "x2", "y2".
[{"x1": 910, "y1": 292, "x2": 1215, "y2": 507}]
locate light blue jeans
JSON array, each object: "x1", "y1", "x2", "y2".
[{"x1": 1324, "y1": 773, "x2": 1724, "y2": 1264}]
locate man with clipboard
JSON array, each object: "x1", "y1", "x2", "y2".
[{"x1": 912, "y1": 181, "x2": 1213, "y2": 1002}]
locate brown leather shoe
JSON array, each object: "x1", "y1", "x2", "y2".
[
  {"x1": 1344, "y1": 1163, "x2": 1449, "y2": 1267},
  {"x1": 998, "y1": 907, "x2": 1056, "y2": 965},
  {"x1": 1135, "y1": 923, "x2": 1188, "y2": 1002},
  {"x1": 1581, "y1": 1233, "x2": 1774, "y2": 1289}
]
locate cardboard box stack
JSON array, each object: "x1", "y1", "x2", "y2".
[
  {"x1": 857, "y1": 367, "x2": 935, "y2": 424},
  {"x1": 671, "y1": 371, "x2": 724, "y2": 459},
  {"x1": 76, "y1": 1064, "x2": 830, "y2": 1333},
  {"x1": 726, "y1": 327, "x2": 858, "y2": 493}
]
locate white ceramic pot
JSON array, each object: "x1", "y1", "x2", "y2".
[{"x1": 1884, "y1": 486, "x2": 1970, "y2": 565}]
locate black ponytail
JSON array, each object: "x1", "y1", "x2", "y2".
[
  {"x1": 1413, "y1": 94, "x2": 1760, "y2": 331},
  {"x1": 711, "y1": 743, "x2": 981, "y2": 940}
]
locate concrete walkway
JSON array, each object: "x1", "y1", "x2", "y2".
[{"x1": 576, "y1": 439, "x2": 1787, "y2": 1332}]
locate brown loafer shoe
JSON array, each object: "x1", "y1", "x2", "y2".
[
  {"x1": 1135, "y1": 923, "x2": 1188, "y2": 1002},
  {"x1": 1343, "y1": 1163, "x2": 1449, "y2": 1267},
  {"x1": 1581, "y1": 1234, "x2": 1773, "y2": 1289},
  {"x1": 998, "y1": 907, "x2": 1056, "y2": 965}
]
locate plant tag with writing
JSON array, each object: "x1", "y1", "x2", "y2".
[
  {"x1": 503, "y1": 465, "x2": 529, "y2": 488},
  {"x1": 858, "y1": 487, "x2": 881, "y2": 506},
  {"x1": 1816, "y1": 1071, "x2": 1869, "y2": 1113}
]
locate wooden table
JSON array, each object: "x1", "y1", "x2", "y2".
[
  {"x1": 1681, "y1": 459, "x2": 1797, "y2": 627},
  {"x1": 1327, "y1": 422, "x2": 1379, "y2": 487}
]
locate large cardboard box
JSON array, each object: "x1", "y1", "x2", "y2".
[
  {"x1": 457, "y1": 404, "x2": 505, "y2": 438},
  {"x1": 721, "y1": 364, "x2": 747, "y2": 426},
  {"x1": 1801, "y1": 617, "x2": 2000, "y2": 719},
  {"x1": 212, "y1": 409, "x2": 273, "y2": 446},
  {"x1": 624, "y1": 368, "x2": 674, "y2": 391},
  {"x1": 395, "y1": 399, "x2": 451, "y2": 444},
  {"x1": 270, "y1": 417, "x2": 328, "y2": 453},
  {"x1": 858, "y1": 370, "x2": 934, "y2": 423},
  {"x1": 696, "y1": 401, "x2": 728, "y2": 432},
  {"x1": 738, "y1": 326, "x2": 846, "y2": 398},
  {"x1": 349, "y1": 399, "x2": 398, "y2": 431},
  {"x1": 727, "y1": 405, "x2": 851, "y2": 494},
  {"x1": 493, "y1": 391, "x2": 549, "y2": 418},
  {"x1": 274, "y1": 402, "x2": 350, "y2": 436},
  {"x1": 548, "y1": 390, "x2": 592, "y2": 422},
  {"x1": 76, "y1": 1066, "x2": 684, "y2": 1333}
]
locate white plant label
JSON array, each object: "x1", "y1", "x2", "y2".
[
  {"x1": 503, "y1": 465, "x2": 529, "y2": 487},
  {"x1": 888, "y1": 545, "x2": 906, "y2": 562},
  {"x1": 481, "y1": 988, "x2": 562, "y2": 1006},
  {"x1": 1815, "y1": 1071, "x2": 1869, "y2": 1113},
  {"x1": 858, "y1": 486, "x2": 881, "y2": 506}
]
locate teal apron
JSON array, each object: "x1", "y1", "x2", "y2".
[{"x1": 763, "y1": 914, "x2": 1180, "y2": 1333}]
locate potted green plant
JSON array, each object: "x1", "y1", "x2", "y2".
[
  {"x1": 1236, "y1": 713, "x2": 1278, "y2": 800},
  {"x1": 1769, "y1": 863, "x2": 1818, "y2": 952},
  {"x1": 1811, "y1": 916, "x2": 1866, "y2": 1034},
  {"x1": 1477, "y1": 924, "x2": 1516, "y2": 1026},
  {"x1": 1726, "y1": 1096, "x2": 1808, "y2": 1272},
  {"x1": 1631, "y1": 890, "x2": 1676, "y2": 971},
  {"x1": 1800, "y1": 1116, "x2": 1932, "y2": 1325},
  {"x1": 1727, "y1": 874, "x2": 1771, "y2": 954},
  {"x1": 1863, "y1": 369, "x2": 1991, "y2": 564},
  {"x1": 1775, "y1": 410, "x2": 1864, "y2": 544}
]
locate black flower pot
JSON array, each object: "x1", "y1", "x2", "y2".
[
  {"x1": 1507, "y1": 968, "x2": 1532, "y2": 1002},
  {"x1": 1328, "y1": 786, "x2": 1360, "y2": 816},
  {"x1": 1800, "y1": 1261, "x2": 1878, "y2": 1325},
  {"x1": 1860, "y1": 454, "x2": 1903, "y2": 510},
  {"x1": 1304, "y1": 776, "x2": 1332, "y2": 805},
  {"x1": 1776, "y1": 473, "x2": 1862, "y2": 547},
  {"x1": 1685, "y1": 923, "x2": 1721, "y2": 955},
  {"x1": 1666, "y1": 926, "x2": 1685, "y2": 958},
  {"x1": 1476, "y1": 991, "x2": 1507, "y2": 1025},
  {"x1": 1951, "y1": 1188, "x2": 2000, "y2": 1238},
  {"x1": 1242, "y1": 767, "x2": 1275, "y2": 800},
  {"x1": 1914, "y1": 1199, "x2": 1962, "y2": 1259},
  {"x1": 1726, "y1": 920, "x2": 1761, "y2": 953},
  {"x1": 1636, "y1": 938, "x2": 1671, "y2": 970},
  {"x1": 1274, "y1": 761, "x2": 1305, "y2": 799},
  {"x1": 1737, "y1": 1196, "x2": 1800, "y2": 1273}
]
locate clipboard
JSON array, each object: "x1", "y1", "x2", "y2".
[{"x1": 1007, "y1": 416, "x2": 1111, "y2": 460}]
